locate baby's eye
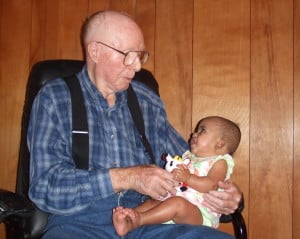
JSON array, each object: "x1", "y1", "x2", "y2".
[
  {"x1": 199, "y1": 127, "x2": 205, "y2": 133},
  {"x1": 197, "y1": 127, "x2": 205, "y2": 134}
]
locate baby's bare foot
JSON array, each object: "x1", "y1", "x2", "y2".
[
  {"x1": 112, "y1": 207, "x2": 128, "y2": 236},
  {"x1": 112, "y1": 207, "x2": 141, "y2": 236}
]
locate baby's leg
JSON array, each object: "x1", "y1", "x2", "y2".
[
  {"x1": 135, "y1": 198, "x2": 162, "y2": 212},
  {"x1": 113, "y1": 199, "x2": 163, "y2": 236},
  {"x1": 113, "y1": 197, "x2": 203, "y2": 236},
  {"x1": 138, "y1": 196, "x2": 203, "y2": 225}
]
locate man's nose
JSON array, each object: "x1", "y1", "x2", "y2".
[{"x1": 131, "y1": 56, "x2": 142, "y2": 72}]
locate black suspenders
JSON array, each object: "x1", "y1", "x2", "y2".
[
  {"x1": 127, "y1": 84, "x2": 155, "y2": 163},
  {"x1": 63, "y1": 75, "x2": 155, "y2": 170},
  {"x1": 64, "y1": 76, "x2": 89, "y2": 170}
]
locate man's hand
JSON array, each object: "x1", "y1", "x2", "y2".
[
  {"x1": 202, "y1": 180, "x2": 242, "y2": 215},
  {"x1": 110, "y1": 165, "x2": 178, "y2": 200}
]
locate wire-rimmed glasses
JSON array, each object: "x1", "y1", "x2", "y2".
[{"x1": 96, "y1": 41, "x2": 149, "y2": 65}]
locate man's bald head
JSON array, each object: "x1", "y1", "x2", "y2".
[{"x1": 81, "y1": 11, "x2": 144, "y2": 50}]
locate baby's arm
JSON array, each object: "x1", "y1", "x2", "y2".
[{"x1": 173, "y1": 160, "x2": 228, "y2": 193}]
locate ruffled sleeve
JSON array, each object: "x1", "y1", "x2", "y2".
[{"x1": 212, "y1": 154, "x2": 235, "y2": 179}]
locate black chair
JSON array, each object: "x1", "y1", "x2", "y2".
[{"x1": 0, "y1": 60, "x2": 247, "y2": 239}]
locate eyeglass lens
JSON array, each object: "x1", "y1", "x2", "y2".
[{"x1": 124, "y1": 51, "x2": 149, "y2": 66}]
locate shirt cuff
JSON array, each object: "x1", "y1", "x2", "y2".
[{"x1": 89, "y1": 168, "x2": 114, "y2": 198}]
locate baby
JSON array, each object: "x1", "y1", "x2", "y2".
[{"x1": 113, "y1": 116, "x2": 241, "y2": 236}]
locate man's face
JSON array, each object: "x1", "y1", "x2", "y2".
[
  {"x1": 97, "y1": 45, "x2": 141, "y2": 92},
  {"x1": 93, "y1": 26, "x2": 146, "y2": 95}
]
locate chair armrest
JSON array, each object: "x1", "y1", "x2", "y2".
[
  {"x1": 231, "y1": 210, "x2": 247, "y2": 239},
  {"x1": 220, "y1": 192, "x2": 245, "y2": 223},
  {"x1": 0, "y1": 189, "x2": 35, "y2": 223},
  {"x1": 220, "y1": 193, "x2": 247, "y2": 239},
  {"x1": 0, "y1": 189, "x2": 48, "y2": 239}
]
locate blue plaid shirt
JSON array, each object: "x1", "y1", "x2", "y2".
[{"x1": 28, "y1": 65, "x2": 188, "y2": 215}]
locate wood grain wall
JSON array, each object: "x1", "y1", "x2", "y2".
[{"x1": 0, "y1": 0, "x2": 299, "y2": 238}]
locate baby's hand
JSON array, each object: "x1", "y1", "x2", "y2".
[{"x1": 172, "y1": 164, "x2": 191, "y2": 182}]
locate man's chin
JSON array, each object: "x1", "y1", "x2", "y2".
[{"x1": 119, "y1": 83, "x2": 131, "y2": 91}]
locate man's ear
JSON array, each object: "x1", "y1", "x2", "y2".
[{"x1": 87, "y1": 42, "x2": 99, "y2": 63}]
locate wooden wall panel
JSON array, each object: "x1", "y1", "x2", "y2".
[
  {"x1": 250, "y1": 0, "x2": 293, "y2": 238},
  {"x1": 0, "y1": 0, "x2": 32, "y2": 193},
  {"x1": 155, "y1": 0, "x2": 193, "y2": 139},
  {"x1": 0, "y1": 0, "x2": 32, "y2": 237},
  {"x1": 135, "y1": 0, "x2": 156, "y2": 73},
  {"x1": 109, "y1": 0, "x2": 136, "y2": 16},
  {"x1": 193, "y1": 0, "x2": 250, "y2": 234},
  {"x1": 88, "y1": 0, "x2": 110, "y2": 14},
  {"x1": 30, "y1": 0, "x2": 47, "y2": 65},
  {"x1": 294, "y1": 0, "x2": 300, "y2": 238},
  {"x1": 45, "y1": 0, "x2": 87, "y2": 60}
]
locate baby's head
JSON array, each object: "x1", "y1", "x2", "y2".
[{"x1": 190, "y1": 116, "x2": 241, "y2": 157}]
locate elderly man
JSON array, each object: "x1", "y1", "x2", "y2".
[{"x1": 28, "y1": 10, "x2": 241, "y2": 238}]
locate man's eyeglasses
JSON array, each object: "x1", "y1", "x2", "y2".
[{"x1": 96, "y1": 41, "x2": 149, "y2": 66}]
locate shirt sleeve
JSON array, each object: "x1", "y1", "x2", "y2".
[
  {"x1": 133, "y1": 81, "x2": 189, "y2": 168},
  {"x1": 165, "y1": 123, "x2": 188, "y2": 156},
  {"x1": 152, "y1": 103, "x2": 188, "y2": 167},
  {"x1": 28, "y1": 84, "x2": 114, "y2": 215}
]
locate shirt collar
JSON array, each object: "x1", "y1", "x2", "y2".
[{"x1": 76, "y1": 64, "x2": 126, "y2": 109}]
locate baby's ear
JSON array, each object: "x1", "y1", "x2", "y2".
[{"x1": 216, "y1": 139, "x2": 225, "y2": 149}]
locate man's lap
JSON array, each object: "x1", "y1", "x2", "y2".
[
  {"x1": 42, "y1": 191, "x2": 234, "y2": 239},
  {"x1": 43, "y1": 223, "x2": 234, "y2": 239}
]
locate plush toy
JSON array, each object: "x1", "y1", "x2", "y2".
[{"x1": 162, "y1": 153, "x2": 191, "y2": 192}]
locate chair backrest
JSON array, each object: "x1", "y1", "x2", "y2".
[{"x1": 16, "y1": 59, "x2": 159, "y2": 197}]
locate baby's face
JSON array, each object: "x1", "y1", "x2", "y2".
[{"x1": 190, "y1": 119, "x2": 221, "y2": 157}]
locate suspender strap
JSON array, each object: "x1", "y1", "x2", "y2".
[
  {"x1": 127, "y1": 84, "x2": 155, "y2": 163},
  {"x1": 63, "y1": 75, "x2": 155, "y2": 170},
  {"x1": 63, "y1": 76, "x2": 89, "y2": 170}
]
